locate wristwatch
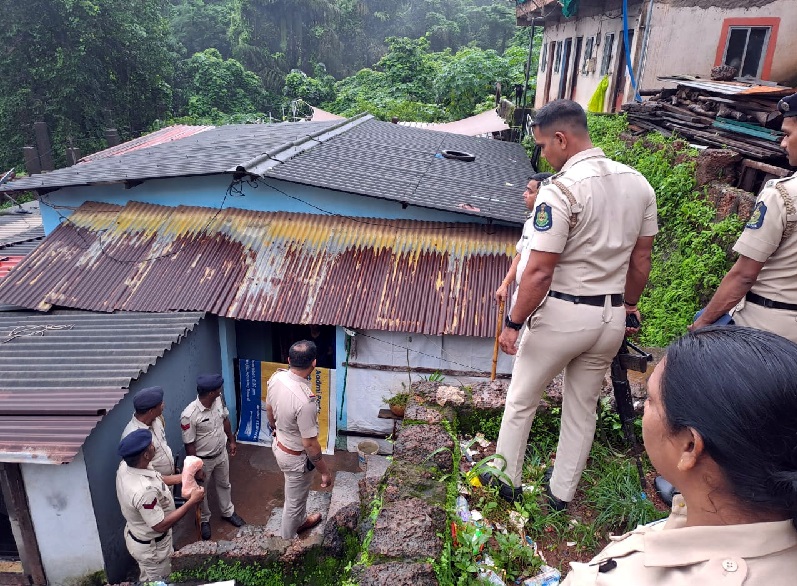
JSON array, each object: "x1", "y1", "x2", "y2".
[{"x1": 504, "y1": 316, "x2": 524, "y2": 331}]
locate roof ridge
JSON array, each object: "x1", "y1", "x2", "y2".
[{"x1": 237, "y1": 113, "x2": 372, "y2": 177}]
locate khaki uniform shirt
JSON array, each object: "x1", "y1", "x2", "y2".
[
  {"x1": 116, "y1": 461, "x2": 175, "y2": 540},
  {"x1": 562, "y1": 495, "x2": 797, "y2": 585},
  {"x1": 180, "y1": 397, "x2": 228, "y2": 457},
  {"x1": 265, "y1": 369, "x2": 319, "y2": 453},
  {"x1": 515, "y1": 216, "x2": 536, "y2": 286},
  {"x1": 530, "y1": 148, "x2": 658, "y2": 295},
  {"x1": 733, "y1": 174, "x2": 797, "y2": 304},
  {"x1": 121, "y1": 416, "x2": 174, "y2": 476}
]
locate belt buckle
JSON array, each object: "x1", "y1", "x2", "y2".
[
  {"x1": 572, "y1": 296, "x2": 581, "y2": 304},
  {"x1": 764, "y1": 298, "x2": 775, "y2": 308}
]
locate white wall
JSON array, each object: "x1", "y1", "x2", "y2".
[
  {"x1": 642, "y1": 0, "x2": 797, "y2": 88},
  {"x1": 535, "y1": 0, "x2": 642, "y2": 110},
  {"x1": 344, "y1": 330, "x2": 513, "y2": 434},
  {"x1": 21, "y1": 450, "x2": 104, "y2": 586}
]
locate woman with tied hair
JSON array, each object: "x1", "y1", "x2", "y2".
[{"x1": 563, "y1": 326, "x2": 797, "y2": 585}]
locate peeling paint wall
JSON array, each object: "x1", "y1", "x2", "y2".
[
  {"x1": 535, "y1": 0, "x2": 797, "y2": 111},
  {"x1": 21, "y1": 450, "x2": 104, "y2": 586},
  {"x1": 642, "y1": 1, "x2": 797, "y2": 87}
]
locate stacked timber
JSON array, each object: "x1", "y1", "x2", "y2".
[{"x1": 622, "y1": 77, "x2": 794, "y2": 163}]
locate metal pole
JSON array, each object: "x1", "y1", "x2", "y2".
[{"x1": 519, "y1": 22, "x2": 537, "y2": 142}]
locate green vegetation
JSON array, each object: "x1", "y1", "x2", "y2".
[
  {"x1": 435, "y1": 402, "x2": 666, "y2": 585},
  {"x1": 0, "y1": 0, "x2": 525, "y2": 171}
]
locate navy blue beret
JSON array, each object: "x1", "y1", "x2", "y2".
[
  {"x1": 133, "y1": 386, "x2": 164, "y2": 411},
  {"x1": 778, "y1": 93, "x2": 797, "y2": 118},
  {"x1": 118, "y1": 429, "x2": 152, "y2": 458},
  {"x1": 197, "y1": 373, "x2": 224, "y2": 394}
]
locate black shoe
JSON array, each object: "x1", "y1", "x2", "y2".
[
  {"x1": 222, "y1": 512, "x2": 246, "y2": 527},
  {"x1": 479, "y1": 471, "x2": 523, "y2": 504},
  {"x1": 201, "y1": 521, "x2": 211, "y2": 540},
  {"x1": 542, "y1": 466, "x2": 553, "y2": 484},
  {"x1": 544, "y1": 483, "x2": 568, "y2": 512}
]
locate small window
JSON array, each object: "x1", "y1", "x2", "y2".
[
  {"x1": 541, "y1": 42, "x2": 548, "y2": 68},
  {"x1": 600, "y1": 33, "x2": 615, "y2": 75},
  {"x1": 553, "y1": 41, "x2": 563, "y2": 73},
  {"x1": 582, "y1": 36, "x2": 595, "y2": 74},
  {"x1": 723, "y1": 26, "x2": 770, "y2": 78}
]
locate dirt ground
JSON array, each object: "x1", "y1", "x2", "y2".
[{"x1": 172, "y1": 443, "x2": 361, "y2": 548}]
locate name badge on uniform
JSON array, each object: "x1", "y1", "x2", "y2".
[
  {"x1": 534, "y1": 202, "x2": 553, "y2": 232},
  {"x1": 746, "y1": 201, "x2": 767, "y2": 230}
]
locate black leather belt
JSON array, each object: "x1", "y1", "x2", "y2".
[
  {"x1": 199, "y1": 450, "x2": 223, "y2": 460},
  {"x1": 128, "y1": 530, "x2": 168, "y2": 545},
  {"x1": 746, "y1": 291, "x2": 797, "y2": 312},
  {"x1": 548, "y1": 291, "x2": 623, "y2": 307}
]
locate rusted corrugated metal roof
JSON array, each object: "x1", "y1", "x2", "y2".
[
  {"x1": 0, "y1": 201, "x2": 517, "y2": 337},
  {"x1": 0, "y1": 310, "x2": 204, "y2": 464},
  {"x1": 78, "y1": 125, "x2": 214, "y2": 163},
  {"x1": 658, "y1": 76, "x2": 795, "y2": 97}
]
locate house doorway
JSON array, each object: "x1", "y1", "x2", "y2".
[
  {"x1": 612, "y1": 30, "x2": 635, "y2": 112},
  {"x1": 543, "y1": 40, "x2": 555, "y2": 104},
  {"x1": 557, "y1": 38, "x2": 573, "y2": 99},
  {"x1": 570, "y1": 37, "x2": 584, "y2": 100},
  {"x1": 0, "y1": 490, "x2": 19, "y2": 561}
]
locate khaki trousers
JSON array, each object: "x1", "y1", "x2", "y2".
[
  {"x1": 199, "y1": 451, "x2": 235, "y2": 522},
  {"x1": 495, "y1": 296, "x2": 626, "y2": 502},
  {"x1": 124, "y1": 529, "x2": 173, "y2": 582},
  {"x1": 272, "y1": 441, "x2": 313, "y2": 539},
  {"x1": 733, "y1": 299, "x2": 797, "y2": 343}
]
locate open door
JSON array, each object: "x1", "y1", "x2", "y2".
[
  {"x1": 558, "y1": 38, "x2": 573, "y2": 99},
  {"x1": 0, "y1": 465, "x2": 46, "y2": 585},
  {"x1": 543, "y1": 40, "x2": 555, "y2": 105},
  {"x1": 612, "y1": 30, "x2": 635, "y2": 112},
  {"x1": 570, "y1": 37, "x2": 584, "y2": 100}
]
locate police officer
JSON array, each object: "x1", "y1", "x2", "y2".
[
  {"x1": 116, "y1": 429, "x2": 204, "y2": 582},
  {"x1": 122, "y1": 386, "x2": 174, "y2": 476},
  {"x1": 692, "y1": 92, "x2": 797, "y2": 342},
  {"x1": 486, "y1": 99, "x2": 658, "y2": 508},
  {"x1": 265, "y1": 340, "x2": 333, "y2": 539},
  {"x1": 180, "y1": 374, "x2": 245, "y2": 540},
  {"x1": 495, "y1": 172, "x2": 554, "y2": 306}
]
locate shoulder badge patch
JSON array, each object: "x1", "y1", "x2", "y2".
[
  {"x1": 534, "y1": 202, "x2": 553, "y2": 232},
  {"x1": 746, "y1": 201, "x2": 767, "y2": 230},
  {"x1": 180, "y1": 422, "x2": 191, "y2": 431},
  {"x1": 142, "y1": 497, "x2": 158, "y2": 510}
]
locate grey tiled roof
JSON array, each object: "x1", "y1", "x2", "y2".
[
  {"x1": 0, "y1": 309, "x2": 204, "y2": 464},
  {"x1": 0, "y1": 119, "x2": 342, "y2": 192},
  {"x1": 0, "y1": 115, "x2": 533, "y2": 223},
  {"x1": 264, "y1": 118, "x2": 532, "y2": 222}
]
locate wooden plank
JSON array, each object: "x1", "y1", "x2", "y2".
[
  {"x1": 714, "y1": 116, "x2": 783, "y2": 138},
  {"x1": 0, "y1": 465, "x2": 46, "y2": 585},
  {"x1": 741, "y1": 159, "x2": 791, "y2": 178}
]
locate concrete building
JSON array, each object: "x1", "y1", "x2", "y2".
[
  {"x1": 0, "y1": 116, "x2": 531, "y2": 582},
  {"x1": 518, "y1": 0, "x2": 797, "y2": 111}
]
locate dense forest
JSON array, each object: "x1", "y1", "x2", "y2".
[{"x1": 0, "y1": 0, "x2": 531, "y2": 172}]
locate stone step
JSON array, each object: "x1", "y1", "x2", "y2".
[
  {"x1": 327, "y1": 471, "x2": 363, "y2": 520},
  {"x1": 264, "y1": 490, "x2": 332, "y2": 542}
]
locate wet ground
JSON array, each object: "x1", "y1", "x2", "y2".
[{"x1": 173, "y1": 443, "x2": 361, "y2": 547}]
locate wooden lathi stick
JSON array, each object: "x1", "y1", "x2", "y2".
[{"x1": 491, "y1": 300, "x2": 505, "y2": 381}]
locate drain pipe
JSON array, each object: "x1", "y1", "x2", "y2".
[{"x1": 622, "y1": 0, "x2": 642, "y2": 102}]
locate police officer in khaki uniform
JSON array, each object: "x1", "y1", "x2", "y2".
[
  {"x1": 562, "y1": 327, "x2": 797, "y2": 585},
  {"x1": 495, "y1": 172, "x2": 553, "y2": 306},
  {"x1": 180, "y1": 374, "x2": 245, "y2": 540},
  {"x1": 122, "y1": 386, "x2": 174, "y2": 476},
  {"x1": 692, "y1": 93, "x2": 797, "y2": 342},
  {"x1": 265, "y1": 340, "x2": 333, "y2": 539},
  {"x1": 486, "y1": 100, "x2": 658, "y2": 507},
  {"x1": 116, "y1": 429, "x2": 204, "y2": 582}
]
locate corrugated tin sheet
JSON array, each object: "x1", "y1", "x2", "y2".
[
  {"x1": 0, "y1": 201, "x2": 517, "y2": 337},
  {"x1": 79, "y1": 125, "x2": 214, "y2": 163},
  {"x1": 0, "y1": 257, "x2": 24, "y2": 279},
  {"x1": 0, "y1": 310, "x2": 204, "y2": 464},
  {"x1": 658, "y1": 76, "x2": 795, "y2": 96}
]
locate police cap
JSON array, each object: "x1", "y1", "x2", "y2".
[
  {"x1": 133, "y1": 386, "x2": 164, "y2": 411},
  {"x1": 778, "y1": 92, "x2": 797, "y2": 118},
  {"x1": 197, "y1": 373, "x2": 224, "y2": 394},
  {"x1": 118, "y1": 429, "x2": 152, "y2": 458}
]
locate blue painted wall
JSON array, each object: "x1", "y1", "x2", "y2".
[
  {"x1": 39, "y1": 173, "x2": 505, "y2": 234},
  {"x1": 82, "y1": 316, "x2": 221, "y2": 583}
]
